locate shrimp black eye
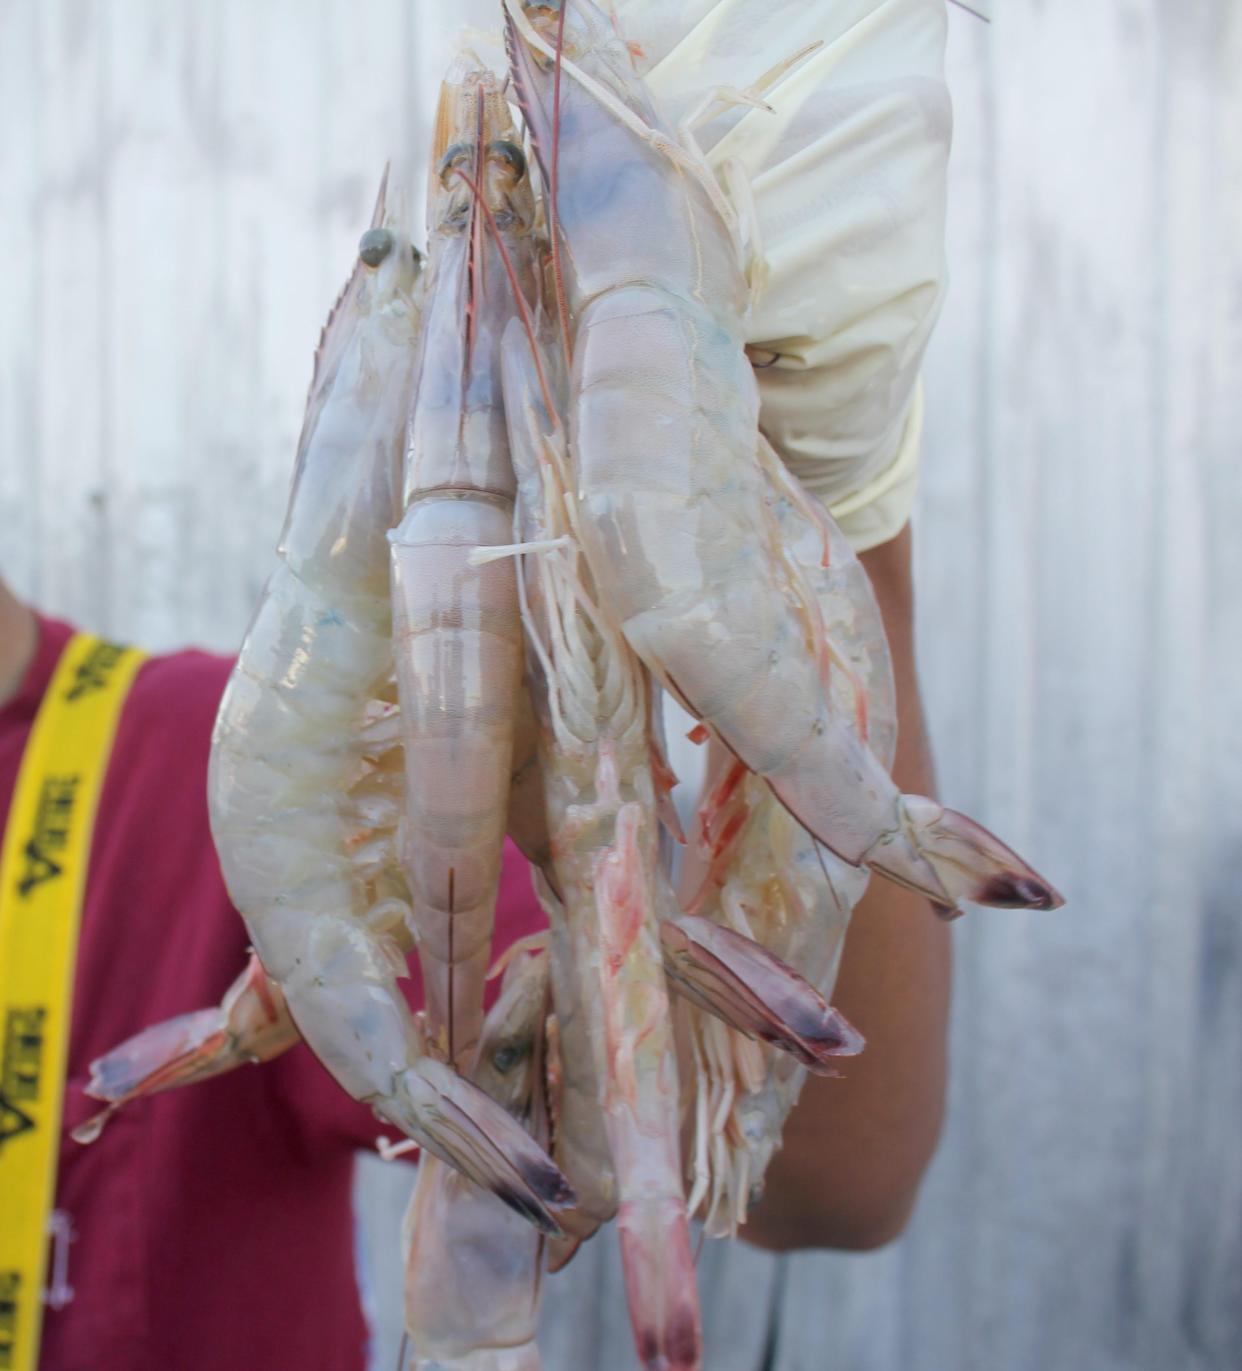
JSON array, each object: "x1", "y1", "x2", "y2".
[
  {"x1": 358, "y1": 227, "x2": 394, "y2": 268},
  {"x1": 438, "y1": 142, "x2": 475, "y2": 187},
  {"x1": 487, "y1": 140, "x2": 527, "y2": 181},
  {"x1": 491, "y1": 1040, "x2": 530, "y2": 1074}
]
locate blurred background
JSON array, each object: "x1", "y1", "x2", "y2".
[{"x1": 2, "y1": 2, "x2": 1240, "y2": 1368}]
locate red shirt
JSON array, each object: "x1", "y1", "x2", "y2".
[{"x1": 0, "y1": 616, "x2": 543, "y2": 1371}]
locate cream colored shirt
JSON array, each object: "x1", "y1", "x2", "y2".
[{"x1": 619, "y1": 0, "x2": 951, "y2": 550}]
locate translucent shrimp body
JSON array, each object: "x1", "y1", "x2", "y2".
[
  {"x1": 505, "y1": 0, "x2": 1061, "y2": 917},
  {"x1": 390, "y1": 66, "x2": 539, "y2": 1071},
  {"x1": 208, "y1": 180, "x2": 572, "y2": 1233}
]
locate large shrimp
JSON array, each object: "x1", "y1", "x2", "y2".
[
  {"x1": 390, "y1": 62, "x2": 542, "y2": 1073},
  {"x1": 403, "y1": 949, "x2": 551, "y2": 1371},
  {"x1": 674, "y1": 475, "x2": 906, "y2": 1235},
  {"x1": 206, "y1": 175, "x2": 572, "y2": 1232},
  {"x1": 504, "y1": 0, "x2": 1061, "y2": 918},
  {"x1": 501, "y1": 317, "x2": 701, "y2": 1371},
  {"x1": 674, "y1": 489, "x2": 884, "y2": 1233}
]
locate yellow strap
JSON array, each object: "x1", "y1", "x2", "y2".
[{"x1": 0, "y1": 633, "x2": 146, "y2": 1371}]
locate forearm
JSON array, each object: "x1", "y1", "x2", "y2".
[{"x1": 741, "y1": 524, "x2": 951, "y2": 1252}]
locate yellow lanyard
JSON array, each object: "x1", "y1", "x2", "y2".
[{"x1": 0, "y1": 633, "x2": 146, "y2": 1371}]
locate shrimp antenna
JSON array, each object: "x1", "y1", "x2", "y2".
[
  {"x1": 463, "y1": 89, "x2": 487, "y2": 377},
  {"x1": 948, "y1": 0, "x2": 991, "y2": 21},
  {"x1": 548, "y1": 0, "x2": 573, "y2": 374},
  {"x1": 452, "y1": 167, "x2": 558, "y2": 424}
]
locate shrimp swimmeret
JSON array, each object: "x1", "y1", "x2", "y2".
[{"x1": 205, "y1": 174, "x2": 573, "y2": 1235}]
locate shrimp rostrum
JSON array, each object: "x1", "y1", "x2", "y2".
[
  {"x1": 206, "y1": 174, "x2": 572, "y2": 1233},
  {"x1": 504, "y1": 0, "x2": 1061, "y2": 919}
]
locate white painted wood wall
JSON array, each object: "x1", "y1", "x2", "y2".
[{"x1": 3, "y1": 2, "x2": 1240, "y2": 1368}]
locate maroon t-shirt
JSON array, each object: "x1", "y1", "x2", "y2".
[{"x1": 0, "y1": 616, "x2": 543, "y2": 1371}]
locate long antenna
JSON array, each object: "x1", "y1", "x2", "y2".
[
  {"x1": 548, "y1": 1, "x2": 573, "y2": 373},
  {"x1": 947, "y1": 0, "x2": 991, "y2": 21},
  {"x1": 452, "y1": 167, "x2": 557, "y2": 423}
]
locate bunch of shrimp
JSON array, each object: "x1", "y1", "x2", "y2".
[{"x1": 74, "y1": 6, "x2": 1065, "y2": 1368}]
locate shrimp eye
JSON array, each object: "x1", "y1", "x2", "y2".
[
  {"x1": 486, "y1": 140, "x2": 527, "y2": 181},
  {"x1": 438, "y1": 143, "x2": 475, "y2": 187},
  {"x1": 491, "y1": 1040, "x2": 530, "y2": 1074},
  {"x1": 358, "y1": 228, "x2": 394, "y2": 268}
]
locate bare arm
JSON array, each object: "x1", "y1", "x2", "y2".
[{"x1": 741, "y1": 523, "x2": 951, "y2": 1252}]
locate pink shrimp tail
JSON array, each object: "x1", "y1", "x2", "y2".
[
  {"x1": 617, "y1": 1198, "x2": 703, "y2": 1371},
  {"x1": 395, "y1": 1059, "x2": 576, "y2": 1236},
  {"x1": 863, "y1": 795, "x2": 1064, "y2": 913},
  {"x1": 661, "y1": 915, "x2": 864, "y2": 1072},
  {"x1": 73, "y1": 953, "x2": 298, "y2": 1143}
]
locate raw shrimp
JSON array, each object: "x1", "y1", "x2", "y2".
[
  {"x1": 501, "y1": 319, "x2": 701, "y2": 1371},
  {"x1": 390, "y1": 62, "x2": 541, "y2": 1073},
  {"x1": 207, "y1": 174, "x2": 572, "y2": 1232},
  {"x1": 403, "y1": 949, "x2": 551, "y2": 1371},
  {"x1": 504, "y1": 0, "x2": 1061, "y2": 917},
  {"x1": 677, "y1": 479, "x2": 895, "y2": 1235}
]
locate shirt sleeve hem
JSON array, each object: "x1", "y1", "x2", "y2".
[{"x1": 824, "y1": 379, "x2": 923, "y2": 553}]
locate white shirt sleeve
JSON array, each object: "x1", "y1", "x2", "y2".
[{"x1": 617, "y1": 0, "x2": 951, "y2": 550}]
